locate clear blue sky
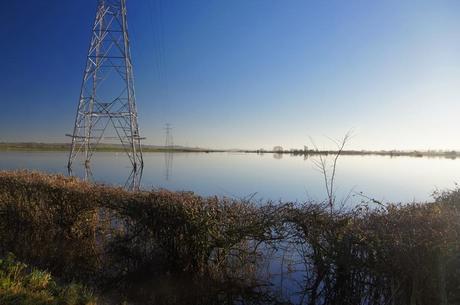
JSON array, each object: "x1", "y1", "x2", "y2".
[{"x1": 1, "y1": 0, "x2": 460, "y2": 150}]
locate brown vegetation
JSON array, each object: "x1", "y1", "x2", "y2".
[{"x1": 0, "y1": 170, "x2": 459, "y2": 305}]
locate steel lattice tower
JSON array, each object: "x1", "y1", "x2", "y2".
[
  {"x1": 164, "y1": 123, "x2": 173, "y2": 180},
  {"x1": 67, "y1": 0, "x2": 143, "y2": 170},
  {"x1": 164, "y1": 123, "x2": 173, "y2": 148}
]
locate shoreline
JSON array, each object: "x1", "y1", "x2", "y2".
[{"x1": 1, "y1": 142, "x2": 459, "y2": 158}]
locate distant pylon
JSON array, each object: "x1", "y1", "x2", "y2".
[
  {"x1": 67, "y1": 0, "x2": 143, "y2": 170},
  {"x1": 164, "y1": 123, "x2": 173, "y2": 180},
  {"x1": 164, "y1": 123, "x2": 173, "y2": 149}
]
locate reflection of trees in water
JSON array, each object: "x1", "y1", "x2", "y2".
[
  {"x1": 2, "y1": 198, "x2": 458, "y2": 305},
  {"x1": 0, "y1": 228, "x2": 286, "y2": 304},
  {"x1": 164, "y1": 152, "x2": 174, "y2": 181},
  {"x1": 0, "y1": 197, "x2": 285, "y2": 304},
  {"x1": 273, "y1": 153, "x2": 283, "y2": 160},
  {"x1": 109, "y1": 274, "x2": 287, "y2": 305}
]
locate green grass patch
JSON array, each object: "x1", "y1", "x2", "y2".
[{"x1": 0, "y1": 253, "x2": 97, "y2": 305}]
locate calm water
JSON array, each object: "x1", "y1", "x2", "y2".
[
  {"x1": 1, "y1": 151, "x2": 459, "y2": 204},
  {"x1": 1, "y1": 150, "x2": 459, "y2": 304}
]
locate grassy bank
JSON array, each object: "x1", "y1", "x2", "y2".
[
  {"x1": 0, "y1": 171, "x2": 459, "y2": 304},
  {"x1": 0, "y1": 253, "x2": 96, "y2": 305}
]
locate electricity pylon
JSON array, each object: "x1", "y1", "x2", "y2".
[
  {"x1": 67, "y1": 0, "x2": 143, "y2": 170},
  {"x1": 164, "y1": 123, "x2": 173, "y2": 149},
  {"x1": 164, "y1": 123, "x2": 173, "y2": 180}
]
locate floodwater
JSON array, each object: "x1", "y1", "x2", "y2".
[
  {"x1": 1, "y1": 150, "x2": 459, "y2": 304},
  {"x1": 1, "y1": 151, "x2": 459, "y2": 204}
]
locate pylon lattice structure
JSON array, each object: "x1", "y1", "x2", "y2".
[
  {"x1": 164, "y1": 123, "x2": 173, "y2": 180},
  {"x1": 68, "y1": 0, "x2": 143, "y2": 170},
  {"x1": 164, "y1": 123, "x2": 173, "y2": 148}
]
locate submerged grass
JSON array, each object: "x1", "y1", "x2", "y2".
[{"x1": 0, "y1": 170, "x2": 459, "y2": 305}]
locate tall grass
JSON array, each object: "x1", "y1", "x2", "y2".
[
  {"x1": 0, "y1": 170, "x2": 459, "y2": 305},
  {"x1": 283, "y1": 198, "x2": 460, "y2": 305},
  {"x1": 0, "y1": 253, "x2": 96, "y2": 305},
  {"x1": 0, "y1": 171, "x2": 271, "y2": 281}
]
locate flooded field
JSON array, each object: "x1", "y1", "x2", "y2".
[{"x1": 1, "y1": 151, "x2": 460, "y2": 204}]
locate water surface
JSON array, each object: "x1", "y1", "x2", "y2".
[{"x1": 1, "y1": 151, "x2": 459, "y2": 204}]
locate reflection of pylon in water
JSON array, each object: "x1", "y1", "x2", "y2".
[
  {"x1": 125, "y1": 166, "x2": 143, "y2": 191},
  {"x1": 68, "y1": 166, "x2": 94, "y2": 183},
  {"x1": 68, "y1": 165, "x2": 142, "y2": 192},
  {"x1": 164, "y1": 152, "x2": 173, "y2": 181},
  {"x1": 84, "y1": 166, "x2": 94, "y2": 182}
]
